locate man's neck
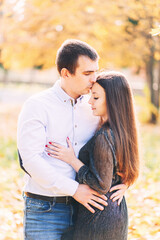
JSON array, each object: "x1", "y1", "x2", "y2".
[{"x1": 60, "y1": 79, "x2": 80, "y2": 100}]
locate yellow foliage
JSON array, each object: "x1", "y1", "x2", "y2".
[
  {"x1": 150, "y1": 27, "x2": 160, "y2": 36},
  {"x1": 1, "y1": 0, "x2": 159, "y2": 70},
  {"x1": 135, "y1": 85, "x2": 159, "y2": 123},
  {"x1": 154, "y1": 52, "x2": 160, "y2": 61}
]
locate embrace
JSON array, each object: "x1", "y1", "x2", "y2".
[{"x1": 17, "y1": 39, "x2": 139, "y2": 240}]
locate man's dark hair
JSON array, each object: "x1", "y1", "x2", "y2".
[{"x1": 56, "y1": 39, "x2": 99, "y2": 75}]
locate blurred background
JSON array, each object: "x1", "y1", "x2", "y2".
[{"x1": 0, "y1": 0, "x2": 160, "y2": 239}]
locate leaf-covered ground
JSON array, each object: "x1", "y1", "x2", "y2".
[{"x1": 0, "y1": 103, "x2": 160, "y2": 240}]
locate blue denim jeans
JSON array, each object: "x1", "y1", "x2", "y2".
[{"x1": 23, "y1": 195, "x2": 73, "y2": 240}]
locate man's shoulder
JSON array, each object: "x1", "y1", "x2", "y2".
[
  {"x1": 19, "y1": 88, "x2": 53, "y2": 120},
  {"x1": 30, "y1": 87, "x2": 52, "y2": 100},
  {"x1": 24, "y1": 86, "x2": 55, "y2": 106}
]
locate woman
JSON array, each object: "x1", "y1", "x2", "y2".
[{"x1": 46, "y1": 71, "x2": 139, "y2": 240}]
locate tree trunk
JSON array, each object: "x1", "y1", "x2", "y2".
[
  {"x1": 158, "y1": 59, "x2": 160, "y2": 113},
  {"x1": 146, "y1": 45, "x2": 158, "y2": 124}
]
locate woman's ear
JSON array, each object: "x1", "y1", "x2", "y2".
[{"x1": 61, "y1": 68, "x2": 70, "y2": 79}]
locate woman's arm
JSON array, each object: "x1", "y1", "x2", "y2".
[
  {"x1": 77, "y1": 133, "x2": 113, "y2": 195},
  {"x1": 46, "y1": 134, "x2": 113, "y2": 195},
  {"x1": 46, "y1": 135, "x2": 127, "y2": 204},
  {"x1": 46, "y1": 137, "x2": 85, "y2": 172}
]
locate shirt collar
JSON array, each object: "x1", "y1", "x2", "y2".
[{"x1": 52, "y1": 80, "x2": 84, "y2": 104}]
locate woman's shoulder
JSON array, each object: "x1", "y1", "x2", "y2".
[
  {"x1": 94, "y1": 125, "x2": 115, "y2": 148},
  {"x1": 95, "y1": 123, "x2": 113, "y2": 137},
  {"x1": 80, "y1": 123, "x2": 114, "y2": 153}
]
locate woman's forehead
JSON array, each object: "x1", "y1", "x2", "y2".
[{"x1": 92, "y1": 82, "x2": 104, "y2": 94}]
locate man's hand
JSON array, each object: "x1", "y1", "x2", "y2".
[
  {"x1": 73, "y1": 184, "x2": 108, "y2": 213},
  {"x1": 109, "y1": 184, "x2": 128, "y2": 205}
]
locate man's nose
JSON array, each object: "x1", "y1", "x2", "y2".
[{"x1": 90, "y1": 73, "x2": 96, "y2": 83}]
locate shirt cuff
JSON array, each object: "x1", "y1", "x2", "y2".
[
  {"x1": 77, "y1": 165, "x2": 88, "y2": 184},
  {"x1": 63, "y1": 178, "x2": 79, "y2": 196}
]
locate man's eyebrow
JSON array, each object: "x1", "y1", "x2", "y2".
[
  {"x1": 83, "y1": 69, "x2": 99, "y2": 73},
  {"x1": 92, "y1": 92, "x2": 98, "y2": 94},
  {"x1": 83, "y1": 70, "x2": 94, "y2": 73}
]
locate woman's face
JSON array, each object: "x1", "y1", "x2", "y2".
[{"x1": 89, "y1": 82, "x2": 108, "y2": 121}]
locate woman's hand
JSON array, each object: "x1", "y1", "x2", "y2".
[
  {"x1": 45, "y1": 137, "x2": 76, "y2": 165},
  {"x1": 109, "y1": 184, "x2": 128, "y2": 205}
]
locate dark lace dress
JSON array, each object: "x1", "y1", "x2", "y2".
[{"x1": 62, "y1": 126, "x2": 128, "y2": 240}]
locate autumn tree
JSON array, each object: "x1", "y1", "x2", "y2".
[
  {"x1": 1, "y1": 0, "x2": 160, "y2": 122},
  {"x1": 112, "y1": 0, "x2": 160, "y2": 123}
]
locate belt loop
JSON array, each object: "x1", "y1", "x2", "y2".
[
  {"x1": 66, "y1": 196, "x2": 71, "y2": 205},
  {"x1": 51, "y1": 197, "x2": 56, "y2": 206}
]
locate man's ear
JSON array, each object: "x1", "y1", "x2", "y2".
[{"x1": 61, "y1": 68, "x2": 70, "y2": 79}]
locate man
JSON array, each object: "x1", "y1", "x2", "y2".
[{"x1": 17, "y1": 39, "x2": 127, "y2": 240}]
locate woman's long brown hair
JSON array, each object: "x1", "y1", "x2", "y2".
[{"x1": 97, "y1": 71, "x2": 139, "y2": 186}]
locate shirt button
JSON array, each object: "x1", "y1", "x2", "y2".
[
  {"x1": 75, "y1": 125, "x2": 77, "y2": 128},
  {"x1": 75, "y1": 143, "x2": 77, "y2": 146},
  {"x1": 64, "y1": 100, "x2": 66, "y2": 102}
]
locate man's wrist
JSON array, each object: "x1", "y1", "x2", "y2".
[{"x1": 71, "y1": 183, "x2": 79, "y2": 197}]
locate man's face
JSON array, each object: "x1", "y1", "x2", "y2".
[{"x1": 67, "y1": 56, "x2": 99, "y2": 98}]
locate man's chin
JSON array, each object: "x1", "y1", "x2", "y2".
[
  {"x1": 86, "y1": 88, "x2": 92, "y2": 93},
  {"x1": 81, "y1": 89, "x2": 91, "y2": 95}
]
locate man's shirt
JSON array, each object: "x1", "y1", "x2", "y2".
[{"x1": 17, "y1": 80, "x2": 99, "y2": 196}]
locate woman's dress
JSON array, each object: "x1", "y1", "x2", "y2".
[{"x1": 62, "y1": 126, "x2": 128, "y2": 240}]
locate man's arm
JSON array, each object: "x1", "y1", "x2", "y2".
[
  {"x1": 17, "y1": 98, "x2": 78, "y2": 196},
  {"x1": 73, "y1": 184, "x2": 108, "y2": 213}
]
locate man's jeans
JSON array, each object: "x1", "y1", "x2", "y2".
[{"x1": 23, "y1": 195, "x2": 74, "y2": 240}]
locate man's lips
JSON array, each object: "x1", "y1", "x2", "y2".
[{"x1": 91, "y1": 107, "x2": 96, "y2": 110}]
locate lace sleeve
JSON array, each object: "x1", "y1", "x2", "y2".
[{"x1": 77, "y1": 132, "x2": 114, "y2": 194}]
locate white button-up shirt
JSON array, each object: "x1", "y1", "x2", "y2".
[{"x1": 17, "y1": 80, "x2": 99, "y2": 196}]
